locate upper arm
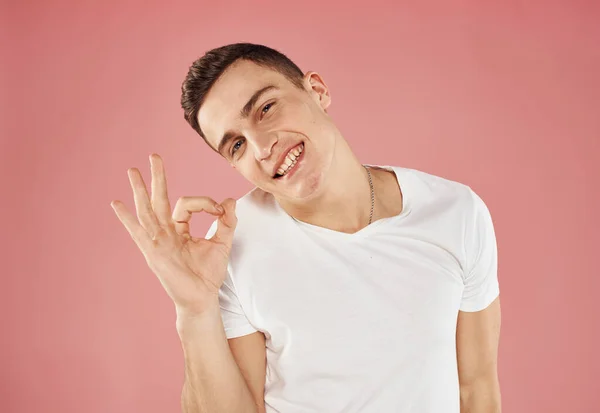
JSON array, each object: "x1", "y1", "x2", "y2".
[
  {"x1": 456, "y1": 189, "x2": 502, "y2": 410},
  {"x1": 460, "y1": 190, "x2": 499, "y2": 313},
  {"x1": 456, "y1": 297, "x2": 501, "y2": 402},
  {"x1": 228, "y1": 331, "x2": 267, "y2": 413}
]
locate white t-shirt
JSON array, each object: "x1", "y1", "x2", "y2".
[{"x1": 206, "y1": 166, "x2": 500, "y2": 413}]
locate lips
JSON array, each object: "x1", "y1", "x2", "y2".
[{"x1": 272, "y1": 142, "x2": 304, "y2": 178}]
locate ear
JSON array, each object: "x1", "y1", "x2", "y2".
[{"x1": 303, "y1": 71, "x2": 331, "y2": 110}]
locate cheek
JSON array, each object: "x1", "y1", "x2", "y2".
[
  {"x1": 278, "y1": 99, "x2": 313, "y2": 125},
  {"x1": 281, "y1": 108, "x2": 323, "y2": 138},
  {"x1": 236, "y1": 158, "x2": 264, "y2": 181}
]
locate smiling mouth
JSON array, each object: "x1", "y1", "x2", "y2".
[{"x1": 274, "y1": 143, "x2": 304, "y2": 179}]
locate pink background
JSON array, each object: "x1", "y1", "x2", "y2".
[{"x1": 2, "y1": 1, "x2": 599, "y2": 412}]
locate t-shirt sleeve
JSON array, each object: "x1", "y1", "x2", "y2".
[
  {"x1": 205, "y1": 221, "x2": 258, "y2": 339},
  {"x1": 460, "y1": 189, "x2": 500, "y2": 312},
  {"x1": 218, "y1": 269, "x2": 259, "y2": 338}
]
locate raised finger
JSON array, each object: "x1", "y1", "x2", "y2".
[
  {"x1": 110, "y1": 200, "x2": 151, "y2": 251},
  {"x1": 128, "y1": 168, "x2": 161, "y2": 238},
  {"x1": 149, "y1": 154, "x2": 172, "y2": 227}
]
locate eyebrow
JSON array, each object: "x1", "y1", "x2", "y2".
[{"x1": 216, "y1": 85, "x2": 278, "y2": 156}]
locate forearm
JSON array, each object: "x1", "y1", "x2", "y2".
[{"x1": 177, "y1": 304, "x2": 257, "y2": 413}]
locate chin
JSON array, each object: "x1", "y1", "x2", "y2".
[{"x1": 278, "y1": 167, "x2": 327, "y2": 202}]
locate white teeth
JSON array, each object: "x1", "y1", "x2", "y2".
[{"x1": 276, "y1": 143, "x2": 304, "y2": 176}]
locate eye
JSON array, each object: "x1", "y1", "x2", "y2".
[
  {"x1": 261, "y1": 102, "x2": 274, "y2": 118},
  {"x1": 231, "y1": 138, "x2": 245, "y2": 155}
]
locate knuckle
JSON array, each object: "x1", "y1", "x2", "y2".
[
  {"x1": 173, "y1": 197, "x2": 188, "y2": 211},
  {"x1": 151, "y1": 227, "x2": 168, "y2": 241}
]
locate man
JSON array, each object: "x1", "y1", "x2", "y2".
[{"x1": 111, "y1": 43, "x2": 501, "y2": 413}]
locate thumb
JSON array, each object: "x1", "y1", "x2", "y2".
[{"x1": 212, "y1": 198, "x2": 238, "y2": 247}]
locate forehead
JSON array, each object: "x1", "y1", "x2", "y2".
[{"x1": 198, "y1": 60, "x2": 295, "y2": 149}]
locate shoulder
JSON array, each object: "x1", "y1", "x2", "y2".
[
  {"x1": 400, "y1": 167, "x2": 494, "y2": 234},
  {"x1": 204, "y1": 186, "x2": 275, "y2": 239},
  {"x1": 401, "y1": 166, "x2": 470, "y2": 192},
  {"x1": 390, "y1": 165, "x2": 478, "y2": 207},
  {"x1": 231, "y1": 186, "x2": 284, "y2": 241},
  {"x1": 234, "y1": 186, "x2": 277, "y2": 220}
]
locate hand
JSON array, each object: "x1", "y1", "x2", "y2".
[{"x1": 110, "y1": 153, "x2": 238, "y2": 316}]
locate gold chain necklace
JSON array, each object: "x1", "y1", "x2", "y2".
[
  {"x1": 289, "y1": 166, "x2": 375, "y2": 226},
  {"x1": 364, "y1": 166, "x2": 375, "y2": 225}
]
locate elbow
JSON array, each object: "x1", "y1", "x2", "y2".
[{"x1": 460, "y1": 376, "x2": 502, "y2": 413}]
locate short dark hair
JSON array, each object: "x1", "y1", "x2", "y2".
[{"x1": 180, "y1": 43, "x2": 305, "y2": 148}]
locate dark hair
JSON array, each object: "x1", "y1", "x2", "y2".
[{"x1": 180, "y1": 43, "x2": 305, "y2": 148}]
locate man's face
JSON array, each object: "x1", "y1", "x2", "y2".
[{"x1": 198, "y1": 59, "x2": 337, "y2": 202}]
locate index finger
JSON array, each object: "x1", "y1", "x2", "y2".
[
  {"x1": 172, "y1": 196, "x2": 223, "y2": 237},
  {"x1": 149, "y1": 154, "x2": 172, "y2": 226}
]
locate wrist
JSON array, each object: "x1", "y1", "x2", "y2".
[{"x1": 175, "y1": 302, "x2": 221, "y2": 331}]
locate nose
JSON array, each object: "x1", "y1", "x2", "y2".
[{"x1": 249, "y1": 132, "x2": 278, "y2": 162}]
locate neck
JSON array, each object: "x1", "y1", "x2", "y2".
[{"x1": 276, "y1": 141, "x2": 373, "y2": 234}]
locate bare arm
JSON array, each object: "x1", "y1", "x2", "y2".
[
  {"x1": 111, "y1": 155, "x2": 259, "y2": 412},
  {"x1": 456, "y1": 297, "x2": 502, "y2": 413},
  {"x1": 228, "y1": 332, "x2": 267, "y2": 413},
  {"x1": 111, "y1": 155, "x2": 265, "y2": 412},
  {"x1": 177, "y1": 304, "x2": 259, "y2": 413}
]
